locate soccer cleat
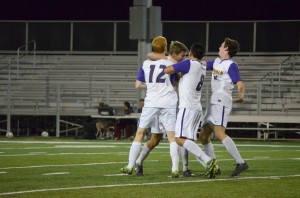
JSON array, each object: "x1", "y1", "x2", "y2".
[
  {"x1": 120, "y1": 166, "x2": 134, "y2": 175},
  {"x1": 172, "y1": 170, "x2": 179, "y2": 178},
  {"x1": 135, "y1": 164, "x2": 144, "y2": 176},
  {"x1": 216, "y1": 168, "x2": 221, "y2": 175},
  {"x1": 183, "y1": 169, "x2": 195, "y2": 177},
  {"x1": 231, "y1": 162, "x2": 249, "y2": 177},
  {"x1": 204, "y1": 159, "x2": 217, "y2": 179}
]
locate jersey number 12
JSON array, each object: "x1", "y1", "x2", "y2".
[{"x1": 149, "y1": 65, "x2": 166, "y2": 83}]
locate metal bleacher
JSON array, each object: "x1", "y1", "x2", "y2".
[
  {"x1": 1, "y1": 53, "x2": 300, "y2": 117},
  {"x1": 0, "y1": 50, "x2": 300, "y2": 137}
]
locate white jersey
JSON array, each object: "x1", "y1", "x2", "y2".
[
  {"x1": 173, "y1": 59, "x2": 206, "y2": 110},
  {"x1": 207, "y1": 57, "x2": 241, "y2": 108},
  {"x1": 136, "y1": 59, "x2": 178, "y2": 108}
]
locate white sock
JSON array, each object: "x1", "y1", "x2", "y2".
[
  {"x1": 170, "y1": 142, "x2": 179, "y2": 172},
  {"x1": 183, "y1": 139, "x2": 211, "y2": 167},
  {"x1": 180, "y1": 146, "x2": 189, "y2": 172},
  {"x1": 136, "y1": 144, "x2": 151, "y2": 165},
  {"x1": 127, "y1": 142, "x2": 142, "y2": 168},
  {"x1": 222, "y1": 136, "x2": 245, "y2": 164},
  {"x1": 203, "y1": 142, "x2": 216, "y2": 159}
]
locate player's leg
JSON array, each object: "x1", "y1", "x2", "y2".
[
  {"x1": 121, "y1": 107, "x2": 159, "y2": 175},
  {"x1": 214, "y1": 125, "x2": 248, "y2": 176},
  {"x1": 162, "y1": 108, "x2": 180, "y2": 178},
  {"x1": 135, "y1": 133, "x2": 162, "y2": 176},
  {"x1": 212, "y1": 104, "x2": 248, "y2": 176},
  {"x1": 166, "y1": 131, "x2": 180, "y2": 177},
  {"x1": 199, "y1": 124, "x2": 214, "y2": 157},
  {"x1": 180, "y1": 146, "x2": 195, "y2": 177},
  {"x1": 121, "y1": 127, "x2": 147, "y2": 174},
  {"x1": 175, "y1": 108, "x2": 217, "y2": 178}
]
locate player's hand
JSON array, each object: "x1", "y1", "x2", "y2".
[
  {"x1": 201, "y1": 61, "x2": 207, "y2": 66},
  {"x1": 235, "y1": 94, "x2": 244, "y2": 103}
]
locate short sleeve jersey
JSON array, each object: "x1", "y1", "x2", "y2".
[
  {"x1": 207, "y1": 57, "x2": 241, "y2": 108},
  {"x1": 172, "y1": 59, "x2": 206, "y2": 110},
  {"x1": 136, "y1": 59, "x2": 178, "y2": 108}
]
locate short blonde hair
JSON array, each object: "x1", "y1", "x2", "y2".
[
  {"x1": 169, "y1": 41, "x2": 188, "y2": 55},
  {"x1": 152, "y1": 36, "x2": 167, "y2": 53}
]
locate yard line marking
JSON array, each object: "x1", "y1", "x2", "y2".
[
  {"x1": 30, "y1": 152, "x2": 47, "y2": 154},
  {"x1": 0, "y1": 160, "x2": 158, "y2": 170},
  {"x1": 43, "y1": 172, "x2": 69, "y2": 176},
  {"x1": 103, "y1": 174, "x2": 128, "y2": 177},
  {"x1": 0, "y1": 172, "x2": 7, "y2": 174},
  {"x1": 54, "y1": 145, "x2": 116, "y2": 148},
  {"x1": 0, "y1": 174, "x2": 299, "y2": 196},
  {"x1": 0, "y1": 152, "x2": 128, "y2": 157},
  {"x1": 0, "y1": 152, "x2": 3, "y2": 153}
]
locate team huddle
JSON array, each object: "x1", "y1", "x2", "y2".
[{"x1": 121, "y1": 36, "x2": 249, "y2": 178}]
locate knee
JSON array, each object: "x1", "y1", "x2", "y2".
[
  {"x1": 199, "y1": 131, "x2": 211, "y2": 145},
  {"x1": 147, "y1": 139, "x2": 160, "y2": 149}
]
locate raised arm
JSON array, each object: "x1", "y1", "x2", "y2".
[{"x1": 147, "y1": 52, "x2": 167, "y2": 61}]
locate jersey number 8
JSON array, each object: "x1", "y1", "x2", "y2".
[{"x1": 196, "y1": 74, "x2": 205, "y2": 91}]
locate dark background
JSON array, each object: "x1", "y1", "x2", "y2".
[{"x1": 0, "y1": 0, "x2": 300, "y2": 21}]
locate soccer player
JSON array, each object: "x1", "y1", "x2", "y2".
[
  {"x1": 134, "y1": 41, "x2": 194, "y2": 178},
  {"x1": 121, "y1": 36, "x2": 180, "y2": 177},
  {"x1": 164, "y1": 43, "x2": 217, "y2": 178},
  {"x1": 199, "y1": 38, "x2": 249, "y2": 177}
]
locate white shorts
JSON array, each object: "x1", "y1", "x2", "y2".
[
  {"x1": 175, "y1": 108, "x2": 202, "y2": 140},
  {"x1": 139, "y1": 107, "x2": 176, "y2": 134},
  {"x1": 202, "y1": 103, "x2": 231, "y2": 128}
]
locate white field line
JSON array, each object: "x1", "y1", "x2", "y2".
[
  {"x1": 0, "y1": 152, "x2": 128, "y2": 157},
  {"x1": 0, "y1": 160, "x2": 159, "y2": 170},
  {"x1": 0, "y1": 174, "x2": 299, "y2": 196},
  {"x1": 103, "y1": 174, "x2": 128, "y2": 177},
  {"x1": 0, "y1": 172, "x2": 7, "y2": 174},
  {"x1": 1, "y1": 140, "x2": 300, "y2": 148},
  {"x1": 43, "y1": 172, "x2": 69, "y2": 176}
]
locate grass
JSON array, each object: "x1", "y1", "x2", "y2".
[{"x1": 0, "y1": 137, "x2": 299, "y2": 197}]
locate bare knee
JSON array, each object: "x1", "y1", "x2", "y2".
[
  {"x1": 199, "y1": 124, "x2": 212, "y2": 144},
  {"x1": 147, "y1": 134, "x2": 162, "y2": 149},
  {"x1": 213, "y1": 126, "x2": 227, "y2": 141}
]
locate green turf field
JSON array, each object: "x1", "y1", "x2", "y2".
[{"x1": 0, "y1": 138, "x2": 299, "y2": 197}]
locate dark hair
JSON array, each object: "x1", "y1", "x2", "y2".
[
  {"x1": 224, "y1": 38, "x2": 240, "y2": 58},
  {"x1": 124, "y1": 101, "x2": 130, "y2": 108},
  {"x1": 139, "y1": 99, "x2": 144, "y2": 102},
  {"x1": 190, "y1": 43, "x2": 205, "y2": 60}
]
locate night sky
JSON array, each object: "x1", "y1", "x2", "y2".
[{"x1": 0, "y1": 0, "x2": 299, "y2": 21}]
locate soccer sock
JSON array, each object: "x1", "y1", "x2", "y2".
[
  {"x1": 127, "y1": 142, "x2": 142, "y2": 168},
  {"x1": 203, "y1": 142, "x2": 219, "y2": 169},
  {"x1": 183, "y1": 139, "x2": 211, "y2": 167},
  {"x1": 136, "y1": 144, "x2": 151, "y2": 165},
  {"x1": 170, "y1": 142, "x2": 180, "y2": 172},
  {"x1": 203, "y1": 142, "x2": 216, "y2": 159},
  {"x1": 222, "y1": 136, "x2": 245, "y2": 164},
  {"x1": 180, "y1": 146, "x2": 189, "y2": 172}
]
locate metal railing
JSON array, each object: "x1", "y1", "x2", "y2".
[{"x1": 17, "y1": 40, "x2": 36, "y2": 78}]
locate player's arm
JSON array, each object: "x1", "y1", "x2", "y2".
[
  {"x1": 147, "y1": 52, "x2": 167, "y2": 61},
  {"x1": 228, "y1": 63, "x2": 244, "y2": 103},
  {"x1": 201, "y1": 60, "x2": 214, "y2": 71},
  {"x1": 236, "y1": 81, "x2": 245, "y2": 103},
  {"x1": 164, "y1": 59, "x2": 191, "y2": 74},
  {"x1": 135, "y1": 80, "x2": 147, "y2": 89},
  {"x1": 135, "y1": 67, "x2": 147, "y2": 89}
]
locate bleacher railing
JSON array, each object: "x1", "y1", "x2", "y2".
[{"x1": 16, "y1": 40, "x2": 36, "y2": 79}]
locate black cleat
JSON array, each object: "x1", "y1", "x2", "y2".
[
  {"x1": 216, "y1": 168, "x2": 221, "y2": 175},
  {"x1": 183, "y1": 169, "x2": 195, "y2": 177},
  {"x1": 135, "y1": 164, "x2": 144, "y2": 176},
  {"x1": 231, "y1": 162, "x2": 249, "y2": 177}
]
